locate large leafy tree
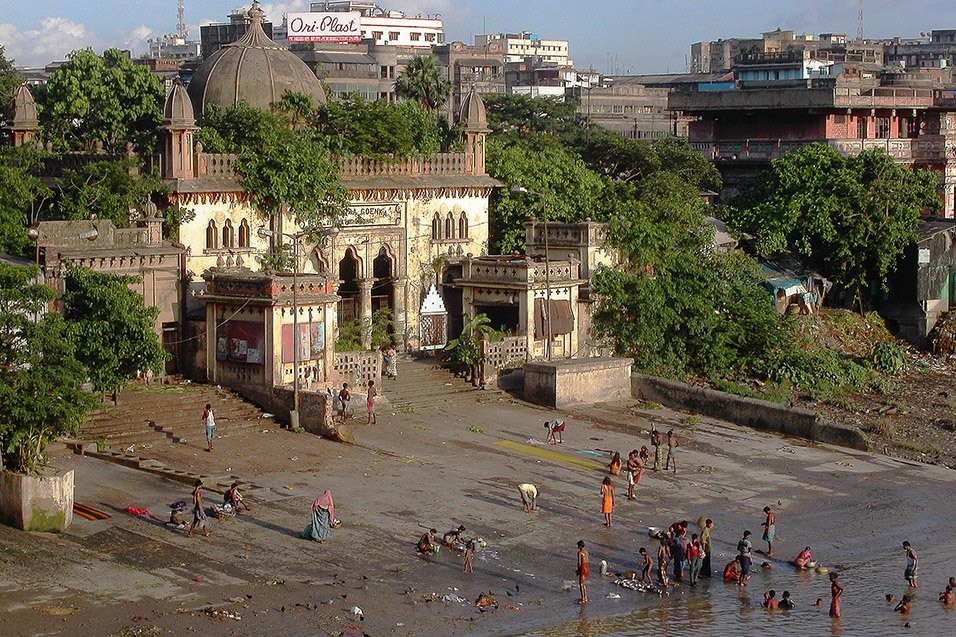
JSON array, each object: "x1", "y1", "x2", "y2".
[
  {"x1": 395, "y1": 54, "x2": 450, "y2": 112},
  {"x1": 483, "y1": 94, "x2": 581, "y2": 138},
  {"x1": 0, "y1": 264, "x2": 97, "y2": 473},
  {"x1": 63, "y1": 264, "x2": 167, "y2": 402},
  {"x1": 486, "y1": 137, "x2": 607, "y2": 253},
  {"x1": 0, "y1": 146, "x2": 52, "y2": 255},
  {"x1": 316, "y1": 95, "x2": 442, "y2": 156},
  {"x1": 55, "y1": 158, "x2": 165, "y2": 228},
  {"x1": 197, "y1": 96, "x2": 349, "y2": 236},
  {"x1": 0, "y1": 44, "x2": 22, "y2": 118},
  {"x1": 36, "y1": 48, "x2": 163, "y2": 154},
  {"x1": 727, "y1": 143, "x2": 941, "y2": 300}
]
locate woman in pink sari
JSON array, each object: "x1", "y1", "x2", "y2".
[{"x1": 304, "y1": 490, "x2": 335, "y2": 543}]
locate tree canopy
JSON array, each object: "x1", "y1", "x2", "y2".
[
  {"x1": 0, "y1": 146, "x2": 51, "y2": 256},
  {"x1": 36, "y1": 48, "x2": 164, "y2": 154},
  {"x1": 726, "y1": 143, "x2": 941, "y2": 297},
  {"x1": 394, "y1": 54, "x2": 450, "y2": 112},
  {"x1": 487, "y1": 137, "x2": 607, "y2": 253},
  {"x1": 316, "y1": 94, "x2": 454, "y2": 156},
  {"x1": 0, "y1": 44, "x2": 22, "y2": 119},
  {"x1": 0, "y1": 263, "x2": 97, "y2": 473},
  {"x1": 196, "y1": 96, "x2": 349, "y2": 235},
  {"x1": 63, "y1": 264, "x2": 167, "y2": 399},
  {"x1": 55, "y1": 158, "x2": 165, "y2": 229}
]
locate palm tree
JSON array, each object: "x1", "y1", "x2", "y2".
[
  {"x1": 445, "y1": 313, "x2": 502, "y2": 385},
  {"x1": 395, "y1": 54, "x2": 451, "y2": 112}
]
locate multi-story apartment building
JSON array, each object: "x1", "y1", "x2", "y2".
[
  {"x1": 476, "y1": 32, "x2": 572, "y2": 68},
  {"x1": 691, "y1": 29, "x2": 882, "y2": 74},
  {"x1": 882, "y1": 30, "x2": 956, "y2": 69},
  {"x1": 669, "y1": 64, "x2": 956, "y2": 219}
]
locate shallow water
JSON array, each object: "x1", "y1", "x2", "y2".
[{"x1": 521, "y1": 551, "x2": 955, "y2": 636}]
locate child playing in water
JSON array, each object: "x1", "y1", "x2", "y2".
[
  {"x1": 638, "y1": 547, "x2": 653, "y2": 585},
  {"x1": 763, "y1": 590, "x2": 779, "y2": 609}
]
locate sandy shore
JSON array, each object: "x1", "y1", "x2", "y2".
[{"x1": 1, "y1": 383, "x2": 954, "y2": 636}]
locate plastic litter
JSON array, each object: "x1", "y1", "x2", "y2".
[
  {"x1": 440, "y1": 594, "x2": 466, "y2": 603},
  {"x1": 607, "y1": 592, "x2": 622, "y2": 599},
  {"x1": 349, "y1": 605, "x2": 364, "y2": 619}
]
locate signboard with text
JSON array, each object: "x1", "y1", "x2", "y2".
[{"x1": 287, "y1": 12, "x2": 362, "y2": 43}]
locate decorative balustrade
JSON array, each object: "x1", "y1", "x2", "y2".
[
  {"x1": 690, "y1": 138, "x2": 946, "y2": 162},
  {"x1": 190, "y1": 151, "x2": 475, "y2": 181},
  {"x1": 480, "y1": 335, "x2": 530, "y2": 383},
  {"x1": 196, "y1": 152, "x2": 241, "y2": 178},
  {"x1": 464, "y1": 258, "x2": 580, "y2": 284}
]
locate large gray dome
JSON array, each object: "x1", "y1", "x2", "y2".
[{"x1": 187, "y1": 1, "x2": 326, "y2": 115}]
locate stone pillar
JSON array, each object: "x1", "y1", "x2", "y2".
[
  {"x1": 391, "y1": 277, "x2": 408, "y2": 349},
  {"x1": 358, "y1": 278, "x2": 374, "y2": 349}
]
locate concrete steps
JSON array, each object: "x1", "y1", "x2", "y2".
[
  {"x1": 381, "y1": 358, "x2": 501, "y2": 411},
  {"x1": 79, "y1": 382, "x2": 274, "y2": 449}
]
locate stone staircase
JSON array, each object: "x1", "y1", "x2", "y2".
[
  {"x1": 80, "y1": 381, "x2": 272, "y2": 449},
  {"x1": 381, "y1": 356, "x2": 504, "y2": 412}
]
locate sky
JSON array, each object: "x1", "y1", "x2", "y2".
[{"x1": 0, "y1": 0, "x2": 954, "y2": 72}]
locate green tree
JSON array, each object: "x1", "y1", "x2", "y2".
[
  {"x1": 315, "y1": 95, "x2": 442, "y2": 156},
  {"x1": 0, "y1": 146, "x2": 52, "y2": 255},
  {"x1": 55, "y1": 159, "x2": 165, "y2": 228},
  {"x1": 196, "y1": 97, "x2": 348, "y2": 237},
  {"x1": 63, "y1": 264, "x2": 167, "y2": 402},
  {"x1": 36, "y1": 48, "x2": 163, "y2": 154},
  {"x1": 394, "y1": 54, "x2": 451, "y2": 112},
  {"x1": 0, "y1": 263, "x2": 97, "y2": 473},
  {"x1": 445, "y1": 313, "x2": 502, "y2": 384},
  {"x1": 486, "y1": 137, "x2": 607, "y2": 253},
  {"x1": 0, "y1": 44, "x2": 22, "y2": 118},
  {"x1": 483, "y1": 94, "x2": 580, "y2": 138},
  {"x1": 727, "y1": 144, "x2": 940, "y2": 301}
]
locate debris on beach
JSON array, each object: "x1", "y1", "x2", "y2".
[
  {"x1": 204, "y1": 608, "x2": 241, "y2": 621},
  {"x1": 475, "y1": 593, "x2": 499, "y2": 610},
  {"x1": 348, "y1": 606, "x2": 363, "y2": 619}
]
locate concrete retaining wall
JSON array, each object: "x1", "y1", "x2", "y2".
[
  {"x1": 525, "y1": 357, "x2": 634, "y2": 408},
  {"x1": 0, "y1": 469, "x2": 74, "y2": 532},
  {"x1": 230, "y1": 384, "x2": 353, "y2": 443},
  {"x1": 631, "y1": 374, "x2": 869, "y2": 451}
]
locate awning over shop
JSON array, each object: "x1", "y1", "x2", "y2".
[{"x1": 534, "y1": 298, "x2": 574, "y2": 339}]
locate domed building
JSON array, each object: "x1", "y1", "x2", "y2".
[{"x1": 187, "y1": 0, "x2": 326, "y2": 115}]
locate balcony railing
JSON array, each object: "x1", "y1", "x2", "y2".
[
  {"x1": 689, "y1": 137, "x2": 946, "y2": 162},
  {"x1": 462, "y1": 257, "x2": 580, "y2": 284}
]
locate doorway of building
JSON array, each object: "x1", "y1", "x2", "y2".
[
  {"x1": 475, "y1": 304, "x2": 520, "y2": 336},
  {"x1": 372, "y1": 246, "x2": 394, "y2": 315},
  {"x1": 338, "y1": 248, "x2": 361, "y2": 324}
]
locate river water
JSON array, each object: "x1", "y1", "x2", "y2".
[{"x1": 521, "y1": 549, "x2": 955, "y2": 636}]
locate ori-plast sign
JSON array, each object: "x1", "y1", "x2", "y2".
[{"x1": 287, "y1": 11, "x2": 362, "y2": 42}]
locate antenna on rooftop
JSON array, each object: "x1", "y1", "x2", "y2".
[
  {"x1": 177, "y1": 0, "x2": 188, "y2": 38},
  {"x1": 857, "y1": 0, "x2": 864, "y2": 40}
]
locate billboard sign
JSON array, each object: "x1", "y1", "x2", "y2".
[{"x1": 287, "y1": 12, "x2": 362, "y2": 43}]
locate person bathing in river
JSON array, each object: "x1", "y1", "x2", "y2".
[
  {"x1": 763, "y1": 589, "x2": 779, "y2": 609},
  {"x1": 638, "y1": 547, "x2": 653, "y2": 585},
  {"x1": 723, "y1": 559, "x2": 741, "y2": 581},
  {"x1": 793, "y1": 546, "x2": 813, "y2": 569},
  {"x1": 941, "y1": 585, "x2": 955, "y2": 605},
  {"x1": 780, "y1": 590, "x2": 796, "y2": 610},
  {"x1": 895, "y1": 594, "x2": 912, "y2": 614},
  {"x1": 761, "y1": 506, "x2": 776, "y2": 557},
  {"x1": 903, "y1": 541, "x2": 919, "y2": 588}
]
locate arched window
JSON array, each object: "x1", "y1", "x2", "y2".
[
  {"x1": 431, "y1": 212, "x2": 442, "y2": 240},
  {"x1": 206, "y1": 220, "x2": 218, "y2": 249},
  {"x1": 222, "y1": 219, "x2": 235, "y2": 248},
  {"x1": 445, "y1": 212, "x2": 455, "y2": 240},
  {"x1": 458, "y1": 213, "x2": 468, "y2": 239},
  {"x1": 238, "y1": 219, "x2": 250, "y2": 247}
]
